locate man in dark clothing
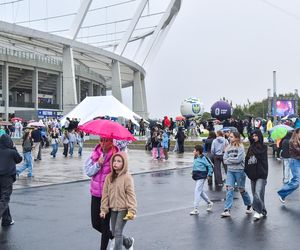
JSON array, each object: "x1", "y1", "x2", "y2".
[
  {"x1": 0, "y1": 134, "x2": 22, "y2": 226},
  {"x1": 175, "y1": 127, "x2": 186, "y2": 153},
  {"x1": 31, "y1": 127, "x2": 42, "y2": 161}
]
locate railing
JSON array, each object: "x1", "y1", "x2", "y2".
[
  {"x1": 0, "y1": 47, "x2": 62, "y2": 66},
  {"x1": 38, "y1": 103, "x2": 60, "y2": 109},
  {"x1": 9, "y1": 101, "x2": 34, "y2": 108}
]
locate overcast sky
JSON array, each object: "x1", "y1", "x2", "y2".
[
  {"x1": 1, "y1": 0, "x2": 300, "y2": 119},
  {"x1": 143, "y1": 0, "x2": 300, "y2": 118}
]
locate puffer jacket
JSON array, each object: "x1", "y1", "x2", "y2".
[
  {"x1": 101, "y1": 152, "x2": 137, "y2": 215},
  {"x1": 89, "y1": 144, "x2": 119, "y2": 197}
]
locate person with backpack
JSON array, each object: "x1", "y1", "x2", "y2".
[
  {"x1": 221, "y1": 132, "x2": 252, "y2": 218},
  {"x1": 190, "y1": 145, "x2": 214, "y2": 215}
]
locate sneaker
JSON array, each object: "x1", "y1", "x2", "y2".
[
  {"x1": 1, "y1": 220, "x2": 15, "y2": 226},
  {"x1": 206, "y1": 202, "x2": 214, "y2": 212},
  {"x1": 127, "y1": 237, "x2": 134, "y2": 250},
  {"x1": 278, "y1": 195, "x2": 285, "y2": 204},
  {"x1": 109, "y1": 238, "x2": 115, "y2": 250},
  {"x1": 246, "y1": 205, "x2": 253, "y2": 214},
  {"x1": 253, "y1": 212, "x2": 263, "y2": 221},
  {"x1": 262, "y1": 209, "x2": 267, "y2": 217},
  {"x1": 190, "y1": 208, "x2": 199, "y2": 215},
  {"x1": 221, "y1": 210, "x2": 231, "y2": 218}
]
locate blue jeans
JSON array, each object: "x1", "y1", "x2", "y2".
[
  {"x1": 17, "y1": 151, "x2": 33, "y2": 176},
  {"x1": 51, "y1": 143, "x2": 58, "y2": 157},
  {"x1": 69, "y1": 142, "x2": 74, "y2": 156},
  {"x1": 278, "y1": 158, "x2": 300, "y2": 199},
  {"x1": 224, "y1": 170, "x2": 251, "y2": 210}
]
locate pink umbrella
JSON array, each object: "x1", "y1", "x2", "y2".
[
  {"x1": 11, "y1": 117, "x2": 23, "y2": 122},
  {"x1": 78, "y1": 119, "x2": 136, "y2": 141}
]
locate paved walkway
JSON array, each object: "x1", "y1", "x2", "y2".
[
  {"x1": 14, "y1": 146, "x2": 194, "y2": 189},
  {"x1": 2, "y1": 156, "x2": 300, "y2": 250}
]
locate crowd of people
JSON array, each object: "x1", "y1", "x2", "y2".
[
  {"x1": 1, "y1": 113, "x2": 300, "y2": 250},
  {"x1": 191, "y1": 127, "x2": 300, "y2": 221}
]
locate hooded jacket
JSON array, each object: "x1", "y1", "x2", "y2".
[
  {"x1": 211, "y1": 136, "x2": 229, "y2": 156},
  {"x1": 0, "y1": 134, "x2": 23, "y2": 180},
  {"x1": 101, "y1": 152, "x2": 137, "y2": 215},
  {"x1": 245, "y1": 130, "x2": 268, "y2": 180},
  {"x1": 279, "y1": 131, "x2": 293, "y2": 159}
]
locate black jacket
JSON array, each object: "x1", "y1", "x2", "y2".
[
  {"x1": 0, "y1": 134, "x2": 23, "y2": 180},
  {"x1": 279, "y1": 131, "x2": 293, "y2": 159},
  {"x1": 31, "y1": 129, "x2": 42, "y2": 142},
  {"x1": 245, "y1": 130, "x2": 268, "y2": 180}
]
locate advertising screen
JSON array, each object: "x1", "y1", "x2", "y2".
[{"x1": 274, "y1": 100, "x2": 295, "y2": 116}]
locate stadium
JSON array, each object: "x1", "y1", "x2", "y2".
[{"x1": 0, "y1": 0, "x2": 181, "y2": 121}]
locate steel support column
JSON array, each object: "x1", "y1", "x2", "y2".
[
  {"x1": 111, "y1": 60, "x2": 122, "y2": 102},
  {"x1": 76, "y1": 77, "x2": 81, "y2": 102},
  {"x1": 2, "y1": 63, "x2": 9, "y2": 120},
  {"x1": 57, "y1": 73, "x2": 63, "y2": 110},
  {"x1": 133, "y1": 71, "x2": 147, "y2": 118},
  {"x1": 62, "y1": 46, "x2": 77, "y2": 114},
  {"x1": 32, "y1": 68, "x2": 38, "y2": 110},
  {"x1": 88, "y1": 81, "x2": 93, "y2": 96}
]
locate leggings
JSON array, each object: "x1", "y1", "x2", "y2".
[{"x1": 91, "y1": 196, "x2": 113, "y2": 250}]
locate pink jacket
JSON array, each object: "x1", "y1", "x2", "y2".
[{"x1": 90, "y1": 144, "x2": 119, "y2": 197}]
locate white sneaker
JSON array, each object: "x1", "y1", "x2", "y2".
[
  {"x1": 221, "y1": 210, "x2": 231, "y2": 217},
  {"x1": 206, "y1": 202, "x2": 214, "y2": 212},
  {"x1": 278, "y1": 195, "x2": 285, "y2": 204},
  {"x1": 245, "y1": 206, "x2": 253, "y2": 214},
  {"x1": 190, "y1": 208, "x2": 199, "y2": 215},
  {"x1": 109, "y1": 238, "x2": 115, "y2": 250},
  {"x1": 128, "y1": 237, "x2": 134, "y2": 250},
  {"x1": 253, "y1": 212, "x2": 263, "y2": 221}
]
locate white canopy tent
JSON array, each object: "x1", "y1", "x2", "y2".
[{"x1": 60, "y1": 96, "x2": 143, "y2": 126}]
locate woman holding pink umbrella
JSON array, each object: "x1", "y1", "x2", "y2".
[
  {"x1": 81, "y1": 119, "x2": 136, "y2": 249},
  {"x1": 84, "y1": 137, "x2": 119, "y2": 250}
]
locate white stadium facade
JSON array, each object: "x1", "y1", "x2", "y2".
[{"x1": 0, "y1": 0, "x2": 181, "y2": 120}]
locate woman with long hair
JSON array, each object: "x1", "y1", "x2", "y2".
[
  {"x1": 84, "y1": 137, "x2": 119, "y2": 250},
  {"x1": 17, "y1": 130, "x2": 34, "y2": 177},
  {"x1": 278, "y1": 128, "x2": 300, "y2": 204},
  {"x1": 245, "y1": 129, "x2": 268, "y2": 221},
  {"x1": 221, "y1": 132, "x2": 252, "y2": 218}
]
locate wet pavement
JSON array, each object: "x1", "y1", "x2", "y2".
[
  {"x1": 1, "y1": 148, "x2": 300, "y2": 249},
  {"x1": 13, "y1": 146, "x2": 194, "y2": 189}
]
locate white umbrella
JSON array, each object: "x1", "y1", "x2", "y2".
[{"x1": 28, "y1": 121, "x2": 45, "y2": 127}]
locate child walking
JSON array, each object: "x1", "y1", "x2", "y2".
[
  {"x1": 190, "y1": 145, "x2": 214, "y2": 215},
  {"x1": 100, "y1": 152, "x2": 136, "y2": 250}
]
